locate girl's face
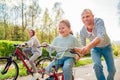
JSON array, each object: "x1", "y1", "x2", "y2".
[
  {"x1": 59, "y1": 22, "x2": 70, "y2": 37},
  {"x1": 28, "y1": 30, "x2": 34, "y2": 38}
]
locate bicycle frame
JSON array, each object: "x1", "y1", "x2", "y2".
[
  {"x1": 14, "y1": 46, "x2": 34, "y2": 74},
  {"x1": 0, "y1": 47, "x2": 28, "y2": 75},
  {"x1": 49, "y1": 69, "x2": 64, "y2": 80},
  {"x1": 0, "y1": 44, "x2": 52, "y2": 80},
  {"x1": 14, "y1": 45, "x2": 51, "y2": 75}
]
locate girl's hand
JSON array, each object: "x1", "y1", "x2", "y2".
[
  {"x1": 41, "y1": 42, "x2": 48, "y2": 47},
  {"x1": 73, "y1": 47, "x2": 81, "y2": 54},
  {"x1": 18, "y1": 44, "x2": 26, "y2": 47}
]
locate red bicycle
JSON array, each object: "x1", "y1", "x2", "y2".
[
  {"x1": 41, "y1": 45, "x2": 81, "y2": 80},
  {"x1": 0, "y1": 44, "x2": 52, "y2": 80}
]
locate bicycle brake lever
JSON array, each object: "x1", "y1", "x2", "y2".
[
  {"x1": 69, "y1": 49, "x2": 75, "y2": 53},
  {"x1": 70, "y1": 49, "x2": 81, "y2": 57}
]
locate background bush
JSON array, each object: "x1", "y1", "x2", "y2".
[
  {"x1": 0, "y1": 40, "x2": 17, "y2": 57},
  {"x1": 0, "y1": 40, "x2": 51, "y2": 57},
  {"x1": 112, "y1": 44, "x2": 120, "y2": 56},
  {"x1": 0, "y1": 40, "x2": 120, "y2": 57}
]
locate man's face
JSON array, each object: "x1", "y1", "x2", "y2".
[{"x1": 81, "y1": 11, "x2": 94, "y2": 27}]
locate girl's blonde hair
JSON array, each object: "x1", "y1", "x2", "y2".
[
  {"x1": 59, "y1": 19, "x2": 73, "y2": 35},
  {"x1": 59, "y1": 19, "x2": 71, "y2": 28}
]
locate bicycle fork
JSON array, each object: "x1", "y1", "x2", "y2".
[{"x1": 1, "y1": 57, "x2": 13, "y2": 74}]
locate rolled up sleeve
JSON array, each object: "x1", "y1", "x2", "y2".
[
  {"x1": 80, "y1": 30, "x2": 86, "y2": 47},
  {"x1": 95, "y1": 18, "x2": 106, "y2": 41}
]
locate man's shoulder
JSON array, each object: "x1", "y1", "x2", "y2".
[
  {"x1": 94, "y1": 18, "x2": 104, "y2": 23},
  {"x1": 80, "y1": 26, "x2": 86, "y2": 32}
]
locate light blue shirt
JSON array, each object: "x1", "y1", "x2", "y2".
[
  {"x1": 80, "y1": 18, "x2": 111, "y2": 47},
  {"x1": 47, "y1": 34, "x2": 80, "y2": 58}
]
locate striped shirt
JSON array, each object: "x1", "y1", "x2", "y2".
[{"x1": 80, "y1": 18, "x2": 111, "y2": 47}]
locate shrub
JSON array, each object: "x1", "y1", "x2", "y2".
[
  {"x1": 112, "y1": 44, "x2": 120, "y2": 56},
  {"x1": 0, "y1": 40, "x2": 17, "y2": 57},
  {"x1": 0, "y1": 40, "x2": 51, "y2": 57}
]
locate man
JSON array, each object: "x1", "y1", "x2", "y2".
[{"x1": 75, "y1": 9, "x2": 116, "y2": 80}]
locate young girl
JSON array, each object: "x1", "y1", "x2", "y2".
[
  {"x1": 22, "y1": 29, "x2": 42, "y2": 80},
  {"x1": 43, "y1": 19, "x2": 80, "y2": 80}
]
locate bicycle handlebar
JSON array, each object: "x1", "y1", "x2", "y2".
[
  {"x1": 13, "y1": 44, "x2": 82, "y2": 59},
  {"x1": 14, "y1": 44, "x2": 19, "y2": 47},
  {"x1": 14, "y1": 44, "x2": 26, "y2": 47},
  {"x1": 41, "y1": 44, "x2": 81, "y2": 59}
]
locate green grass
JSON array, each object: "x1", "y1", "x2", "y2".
[
  {"x1": 18, "y1": 62, "x2": 28, "y2": 77},
  {"x1": 75, "y1": 58, "x2": 92, "y2": 67},
  {"x1": 0, "y1": 68, "x2": 18, "y2": 80},
  {"x1": 75, "y1": 56, "x2": 118, "y2": 67}
]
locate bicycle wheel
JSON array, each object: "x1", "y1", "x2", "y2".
[
  {"x1": 36, "y1": 57, "x2": 52, "y2": 79},
  {"x1": 60, "y1": 74, "x2": 74, "y2": 80},
  {"x1": 36, "y1": 57, "x2": 52, "y2": 69},
  {"x1": 0, "y1": 57, "x2": 19, "y2": 80}
]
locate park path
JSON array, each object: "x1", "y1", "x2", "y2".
[
  {"x1": 73, "y1": 57, "x2": 120, "y2": 80},
  {"x1": 17, "y1": 57, "x2": 120, "y2": 80}
]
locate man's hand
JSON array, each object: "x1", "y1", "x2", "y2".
[
  {"x1": 74, "y1": 47, "x2": 81, "y2": 53},
  {"x1": 80, "y1": 46, "x2": 91, "y2": 55},
  {"x1": 81, "y1": 37, "x2": 101, "y2": 55}
]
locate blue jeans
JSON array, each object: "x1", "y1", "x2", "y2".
[
  {"x1": 45, "y1": 57, "x2": 75, "y2": 80},
  {"x1": 91, "y1": 44, "x2": 116, "y2": 80}
]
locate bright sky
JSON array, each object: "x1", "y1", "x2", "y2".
[
  {"x1": 38, "y1": 0, "x2": 120, "y2": 41},
  {"x1": 7, "y1": 0, "x2": 119, "y2": 41}
]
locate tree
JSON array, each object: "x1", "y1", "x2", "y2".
[
  {"x1": 52, "y1": 2, "x2": 64, "y2": 37},
  {"x1": 0, "y1": 0, "x2": 65, "y2": 42},
  {"x1": 117, "y1": 1, "x2": 120, "y2": 25},
  {"x1": 40, "y1": 8, "x2": 53, "y2": 43},
  {"x1": 0, "y1": 0, "x2": 9, "y2": 40},
  {"x1": 27, "y1": 0, "x2": 41, "y2": 27}
]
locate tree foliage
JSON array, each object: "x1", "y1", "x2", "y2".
[
  {"x1": 117, "y1": 1, "x2": 120, "y2": 25},
  {"x1": 0, "y1": 1, "x2": 64, "y2": 43}
]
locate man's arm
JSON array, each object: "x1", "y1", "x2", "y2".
[
  {"x1": 87, "y1": 37, "x2": 101, "y2": 50},
  {"x1": 81, "y1": 37, "x2": 101, "y2": 54}
]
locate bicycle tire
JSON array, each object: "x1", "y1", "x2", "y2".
[
  {"x1": 0, "y1": 57, "x2": 19, "y2": 80},
  {"x1": 60, "y1": 73, "x2": 74, "y2": 80},
  {"x1": 36, "y1": 57, "x2": 52, "y2": 70},
  {"x1": 36, "y1": 57, "x2": 52, "y2": 79}
]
